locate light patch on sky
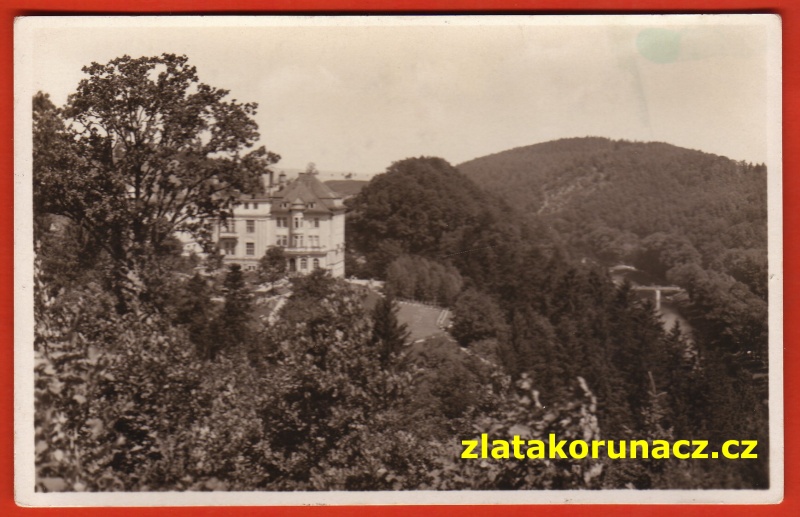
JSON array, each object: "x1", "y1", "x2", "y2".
[{"x1": 24, "y1": 16, "x2": 777, "y2": 175}]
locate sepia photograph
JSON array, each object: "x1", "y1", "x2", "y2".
[{"x1": 14, "y1": 15, "x2": 782, "y2": 505}]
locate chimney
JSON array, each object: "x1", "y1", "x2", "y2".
[
  {"x1": 261, "y1": 170, "x2": 274, "y2": 193},
  {"x1": 278, "y1": 172, "x2": 287, "y2": 186}
]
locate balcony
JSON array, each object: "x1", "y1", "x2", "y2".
[{"x1": 283, "y1": 245, "x2": 327, "y2": 254}]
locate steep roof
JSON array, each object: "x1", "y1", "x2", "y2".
[{"x1": 270, "y1": 172, "x2": 344, "y2": 214}]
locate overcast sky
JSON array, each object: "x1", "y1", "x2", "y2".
[{"x1": 21, "y1": 15, "x2": 778, "y2": 175}]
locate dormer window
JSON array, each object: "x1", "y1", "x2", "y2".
[
  {"x1": 308, "y1": 202, "x2": 316, "y2": 209},
  {"x1": 282, "y1": 203, "x2": 288, "y2": 208}
]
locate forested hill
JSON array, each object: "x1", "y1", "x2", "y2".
[
  {"x1": 457, "y1": 137, "x2": 769, "y2": 412},
  {"x1": 457, "y1": 137, "x2": 767, "y2": 280},
  {"x1": 345, "y1": 156, "x2": 769, "y2": 488}
]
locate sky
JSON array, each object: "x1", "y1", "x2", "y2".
[{"x1": 20, "y1": 15, "x2": 779, "y2": 175}]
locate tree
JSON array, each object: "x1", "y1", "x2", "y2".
[
  {"x1": 450, "y1": 289, "x2": 508, "y2": 347},
  {"x1": 385, "y1": 254, "x2": 463, "y2": 306},
  {"x1": 279, "y1": 269, "x2": 338, "y2": 332},
  {"x1": 35, "y1": 54, "x2": 280, "y2": 272},
  {"x1": 218, "y1": 264, "x2": 253, "y2": 355},
  {"x1": 370, "y1": 294, "x2": 410, "y2": 368},
  {"x1": 257, "y1": 246, "x2": 287, "y2": 288},
  {"x1": 175, "y1": 273, "x2": 218, "y2": 360},
  {"x1": 33, "y1": 92, "x2": 82, "y2": 242}
]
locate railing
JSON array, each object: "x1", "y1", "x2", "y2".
[
  {"x1": 282, "y1": 245, "x2": 327, "y2": 252},
  {"x1": 631, "y1": 285, "x2": 684, "y2": 292}
]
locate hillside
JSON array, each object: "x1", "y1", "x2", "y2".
[
  {"x1": 458, "y1": 137, "x2": 769, "y2": 401},
  {"x1": 458, "y1": 138, "x2": 767, "y2": 294}
]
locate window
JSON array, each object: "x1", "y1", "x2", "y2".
[
  {"x1": 309, "y1": 235, "x2": 319, "y2": 248},
  {"x1": 292, "y1": 235, "x2": 303, "y2": 248},
  {"x1": 277, "y1": 217, "x2": 288, "y2": 228},
  {"x1": 277, "y1": 235, "x2": 288, "y2": 247},
  {"x1": 246, "y1": 243, "x2": 255, "y2": 256},
  {"x1": 294, "y1": 217, "x2": 302, "y2": 229},
  {"x1": 246, "y1": 220, "x2": 255, "y2": 233},
  {"x1": 314, "y1": 218, "x2": 320, "y2": 228},
  {"x1": 220, "y1": 220, "x2": 235, "y2": 232},
  {"x1": 253, "y1": 203, "x2": 259, "y2": 209},
  {"x1": 313, "y1": 258, "x2": 320, "y2": 269},
  {"x1": 221, "y1": 240, "x2": 236, "y2": 256},
  {"x1": 300, "y1": 258, "x2": 307, "y2": 270},
  {"x1": 244, "y1": 202, "x2": 250, "y2": 209}
]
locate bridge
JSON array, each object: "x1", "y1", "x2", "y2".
[{"x1": 631, "y1": 285, "x2": 684, "y2": 311}]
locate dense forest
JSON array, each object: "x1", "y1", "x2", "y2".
[
  {"x1": 344, "y1": 155, "x2": 769, "y2": 489},
  {"x1": 33, "y1": 54, "x2": 770, "y2": 493},
  {"x1": 459, "y1": 137, "x2": 769, "y2": 365}
]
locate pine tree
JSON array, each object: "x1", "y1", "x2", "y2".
[
  {"x1": 218, "y1": 264, "x2": 253, "y2": 355},
  {"x1": 175, "y1": 272, "x2": 218, "y2": 360},
  {"x1": 371, "y1": 294, "x2": 409, "y2": 368}
]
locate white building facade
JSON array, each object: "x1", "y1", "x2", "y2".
[{"x1": 215, "y1": 171, "x2": 346, "y2": 277}]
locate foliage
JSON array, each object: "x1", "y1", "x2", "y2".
[
  {"x1": 257, "y1": 245, "x2": 287, "y2": 286},
  {"x1": 403, "y1": 337, "x2": 505, "y2": 427},
  {"x1": 254, "y1": 280, "x2": 424, "y2": 489},
  {"x1": 35, "y1": 270, "x2": 216, "y2": 491},
  {"x1": 34, "y1": 116, "x2": 770, "y2": 490},
  {"x1": 370, "y1": 294, "x2": 410, "y2": 368},
  {"x1": 34, "y1": 55, "x2": 279, "y2": 271},
  {"x1": 456, "y1": 139, "x2": 770, "y2": 487},
  {"x1": 450, "y1": 289, "x2": 508, "y2": 347},
  {"x1": 385, "y1": 254, "x2": 463, "y2": 306},
  {"x1": 425, "y1": 375, "x2": 605, "y2": 490},
  {"x1": 345, "y1": 156, "x2": 553, "y2": 291},
  {"x1": 218, "y1": 264, "x2": 253, "y2": 355},
  {"x1": 174, "y1": 272, "x2": 218, "y2": 359}
]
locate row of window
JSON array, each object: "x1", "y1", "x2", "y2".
[
  {"x1": 276, "y1": 235, "x2": 321, "y2": 248},
  {"x1": 276, "y1": 217, "x2": 321, "y2": 228},
  {"x1": 280, "y1": 202, "x2": 316, "y2": 209},
  {"x1": 240, "y1": 202, "x2": 260, "y2": 210},
  {"x1": 221, "y1": 241, "x2": 258, "y2": 256},
  {"x1": 290, "y1": 258, "x2": 320, "y2": 271},
  {"x1": 223, "y1": 218, "x2": 322, "y2": 233},
  {"x1": 221, "y1": 220, "x2": 257, "y2": 233},
  {"x1": 222, "y1": 238, "x2": 324, "y2": 256},
  {"x1": 220, "y1": 241, "x2": 323, "y2": 270}
]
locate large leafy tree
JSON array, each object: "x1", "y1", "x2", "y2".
[
  {"x1": 34, "y1": 54, "x2": 280, "y2": 270},
  {"x1": 450, "y1": 288, "x2": 508, "y2": 347}
]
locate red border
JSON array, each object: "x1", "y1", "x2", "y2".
[{"x1": 2, "y1": 1, "x2": 795, "y2": 516}]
